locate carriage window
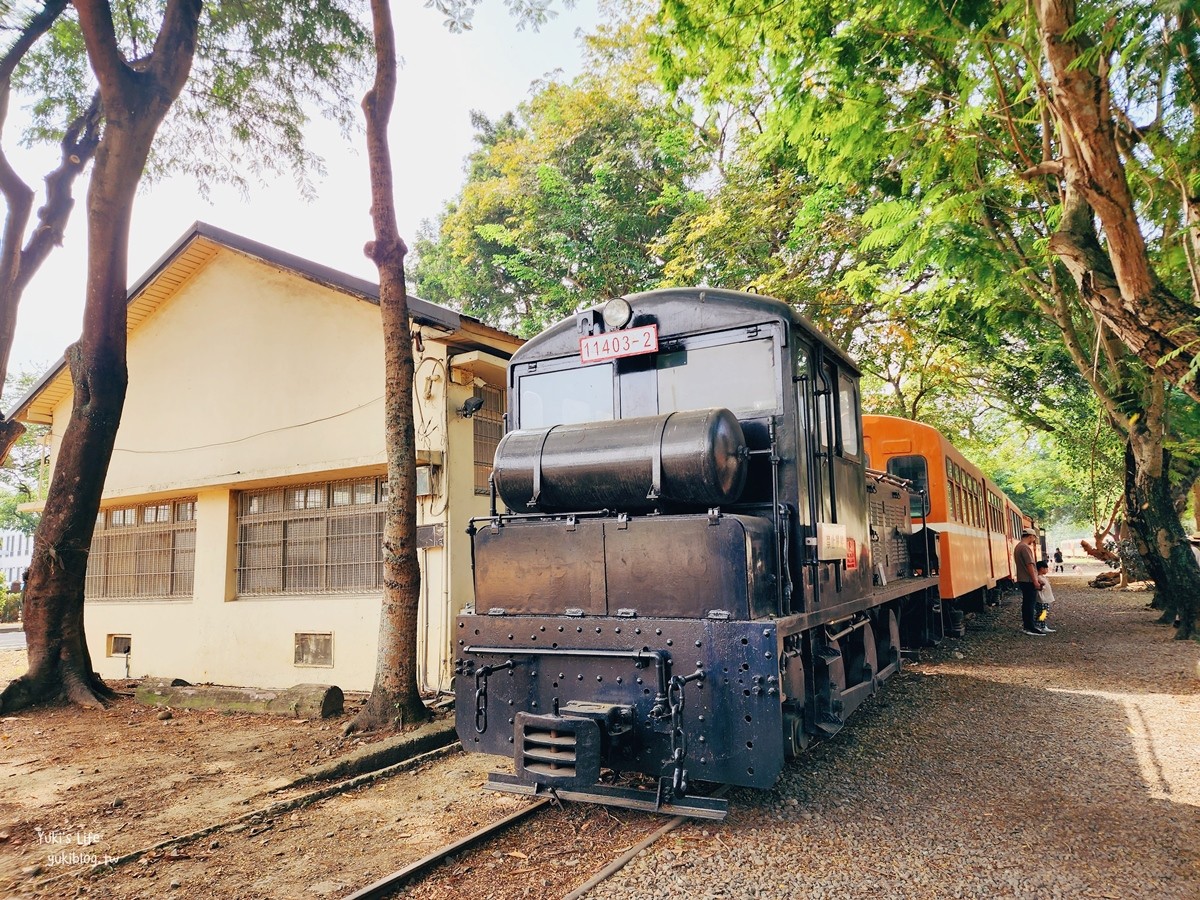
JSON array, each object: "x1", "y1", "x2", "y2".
[
  {"x1": 887, "y1": 454, "x2": 930, "y2": 516},
  {"x1": 837, "y1": 373, "x2": 860, "y2": 457},
  {"x1": 519, "y1": 364, "x2": 615, "y2": 428},
  {"x1": 657, "y1": 337, "x2": 777, "y2": 416}
]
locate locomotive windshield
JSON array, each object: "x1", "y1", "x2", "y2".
[
  {"x1": 657, "y1": 337, "x2": 777, "y2": 417},
  {"x1": 515, "y1": 328, "x2": 780, "y2": 429},
  {"x1": 518, "y1": 363, "x2": 615, "y2": 428}
]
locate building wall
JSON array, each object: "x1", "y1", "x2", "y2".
[
  {"x1": 0, "y1": 529, "x2": 32, "y2": 588},
  {"x1": 40, "y1": 250, "x2": 502, "y2": 693}
]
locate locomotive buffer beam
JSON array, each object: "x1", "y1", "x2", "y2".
[{"x1": 484, "y1": 771, "x2": 729, "y2": 822}]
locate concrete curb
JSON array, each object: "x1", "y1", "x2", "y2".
[
  {"x1": 282, "y1": 715, "x2": 460, "y2": 790},
  {"x1": 0, "y1": 621, "x2": 22, "y2": 633}
]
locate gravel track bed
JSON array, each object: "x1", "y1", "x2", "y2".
[{"x1": 585, "y1": 576, "x2": 1200, "y2": 900}]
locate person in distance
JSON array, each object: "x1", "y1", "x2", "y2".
[{"x1": 1014, "y1": 528, "x2": 1045, "y2": 636}]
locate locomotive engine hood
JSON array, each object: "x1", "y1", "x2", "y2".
[{"x1": 493, "y1": 407, "x2": 748, "y2": 514}]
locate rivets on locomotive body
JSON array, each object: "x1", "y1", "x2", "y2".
[
  {"x1": 655, "y1": 628, "x2": 662, "y2": 635},
  {"x1": 635, "y1": 628, "x2": 642, "y2": 635},
  {"x1": 577, "y1": 627, "x2": 583, "y2": 633},
  {"x1": 508, "y1": 700, "x2": 514, "y2": 706},
  {"x1": 559, "y1": 673, "x2": 565, "y2": 680},
  {"x1": 508, "y1": 634, "x2": 513, "y2": 640},
  {"x1": 615, "y1": 627, "x2": 621, "y2": 634},
  {"x1": 558, "y1": 626, "x2": 565, "y2": 632},
  {"x1": 616, "y1": 676, "x2": 623, "y2": 684},
  {"x1": 636, "y1": 677, "x2": 644, "y2": 685},
  {"x1": 531, "y1": 701, "x2": 538, "y2": 708},
  {"x1": 540, "y1": 626, "x2": 546, "y2": 632},
  {"x1": 596, "y1": 675, "x2": 603, "y2": 682},
  {"x1": 531, "y1": 670, "x2": 537, "y2": 677},
  {"x1": 695, "y1": 640, "x2": 702, "y2": 647},
  {"x1": 763, "y1": 629, "x2": 771, "y2": 637},
  {"x1": 666, "y1": 639, "x2": 673, "y2": 646},
  {"x1": 596, "y1": 627, "x2": 602, "y2": 633},
  {"x1": 577, "y1": 674, "x2": 584, "y2": 681},
  {"x1": 764, "y1": 651, "x2": 773, "y2": 659}
]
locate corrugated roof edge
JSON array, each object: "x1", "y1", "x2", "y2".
[{"x1": 6, "y1": 220, "x2": 507, "y2": 421}]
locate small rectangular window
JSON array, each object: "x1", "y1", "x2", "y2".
[
  {"x1": 143, "y1": 504, "x2": 171, "y2": 525},
  {"x1": 294, "y1": 632, "x2": 333, "y2": 667},
  {"x1": 107, "y1": 634, "x2": 132, "y2": 656}
]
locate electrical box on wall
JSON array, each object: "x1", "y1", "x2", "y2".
[{"x1": 416, "y1": 464, "x2": 436, "y2": 497}]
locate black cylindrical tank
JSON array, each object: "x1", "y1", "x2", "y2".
[{"x1": 493, "y1": 407, "x2": 748, "y2": 513}]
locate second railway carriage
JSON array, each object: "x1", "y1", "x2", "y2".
[
  {"x1": 454, "y1": 289, "x2": 941, "y2": 819},
  {"x1": 862, "y1": 415, "x2": 1036, "y2": 613}
]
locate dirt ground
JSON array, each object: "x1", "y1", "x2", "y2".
[{"x1": 1, "y1": 568, "x2": 1197, "y2": 899}]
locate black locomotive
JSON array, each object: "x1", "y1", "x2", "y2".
[{"x1": 455, "y1": 288, "x2": 940, "y2": 819}]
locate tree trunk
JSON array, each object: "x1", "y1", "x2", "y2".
[
  {"x1": 347, "y1": 0, "x2": 429, "y2": 733},
  {"x1": 1124, "y1": 433, "x2": 1200, "y2": 640},
  {"x1": 1035, "y1": 0, "x2": 1200, "y2": 402},
  {"x1": 0, "y1": 0, "x2": 202, "y2": 713}
]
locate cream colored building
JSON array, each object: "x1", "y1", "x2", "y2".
[{"x1": 12, "y1": 223, "x2": 520, "y2": 693}]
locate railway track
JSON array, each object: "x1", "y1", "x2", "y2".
[
  {"x1": 343, "y1": 797, "x2": 552, "y2": 899},
  {"x1": 343, "y1": 785, "x2": 729, "y2": 899}
]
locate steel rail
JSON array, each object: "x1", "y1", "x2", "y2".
[
  {"x1": 343, "y1": 797, "x2": 552, "y2": 899},
  {"x1": 561, "y1": 784, "x2": 730, "y2": 900}
]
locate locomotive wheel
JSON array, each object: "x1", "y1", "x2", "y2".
[{"x1": 878, "y1": 607, "x2": 900, "y2": 669}]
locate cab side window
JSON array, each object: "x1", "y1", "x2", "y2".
[{"x1": 837, "y1": 372, "x2": 860, "y2": 458}]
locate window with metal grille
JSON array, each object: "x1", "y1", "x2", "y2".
[
  {"x1": 473, "y1": 384, "x2": 505, "y2": 494},
  {"x1": 236, "y1": 478, "x2": 386, "y2": 595},
  {"x1": 86, "y1": 499, "x2": 197, "y2": 600}
]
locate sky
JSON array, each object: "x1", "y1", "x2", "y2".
[{"x1": 7, "y1": 1, "x2": 601, "y2": 378}]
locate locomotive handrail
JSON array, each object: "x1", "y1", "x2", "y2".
[
  {"x1": 865, "y1": 467, "x2": 916, "y2": 493},
  {"x1": 467, "y1": 508, "x2": 614, "y2": 530}
]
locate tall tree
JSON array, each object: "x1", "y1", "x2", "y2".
[
  {"x1": 348, "y1": 0, "x2": 430, "y2": 733},
  {"x1": 0, "y1": 1, "x2": 372, "y2": 713},
  {"x1": 2, "y1": 0, "x2": 205, "y2": 713}
]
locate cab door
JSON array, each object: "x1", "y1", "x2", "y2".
[{"x1": 797, "y1": 348, "x2": 869, "y2": 610}]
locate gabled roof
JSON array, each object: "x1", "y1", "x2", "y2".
[{"x1": 10, "y1": 221, "x2": 521, "y2": 424}]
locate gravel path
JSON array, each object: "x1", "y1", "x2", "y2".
[{"x1": 586, "y1": 575, "x2": 1200, "y2": 900}]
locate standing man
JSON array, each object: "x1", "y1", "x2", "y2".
[{"x1": 1015, "y1": 528, "x2": 1046, "y2": 636}]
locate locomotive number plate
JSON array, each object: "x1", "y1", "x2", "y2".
[{"x1": 579, "y1": 324, "x2": 659, "y2": 364}]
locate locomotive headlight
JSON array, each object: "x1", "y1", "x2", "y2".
[{"x1": 602, "y1": 297, "x2": 633, "y2": 329}]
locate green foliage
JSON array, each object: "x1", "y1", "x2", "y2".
[
  {"x1": 653, "y1": 0, "x2": 1200, "y2": 519},
  {"x1": 412, "y1": 12, "x2": 707, "y2": 334},
  {"x1": 1, "y1": 368, "x2": 47, "y2": 531},
  {"x1": 0, "y1": 584, "x2": 18, "y2": 624},
  {"x1": 13, "y1": 1, "x2": 374, "y2": 197}
]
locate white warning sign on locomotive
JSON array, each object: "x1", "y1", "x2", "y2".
[
  {"x1": 815, "y1": 522, "x2": 848, "y2": 560},
  {"x1": 579, "y1": 323, "x2": 659, "y2": 364}
]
